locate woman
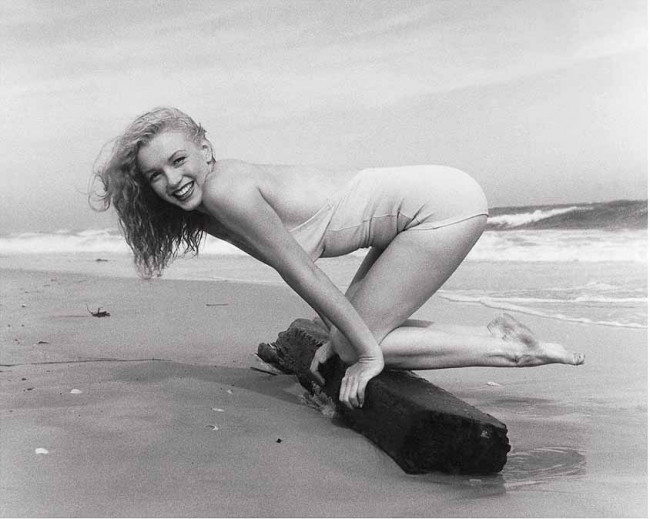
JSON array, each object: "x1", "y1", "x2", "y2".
[{"x1": 93, "y1": 107, "x2": 584, "y2": 410}]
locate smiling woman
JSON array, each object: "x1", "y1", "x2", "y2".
[
  {"x1": 137, "y1": 131, "x2": 213, "y2": 210},
  {"x1": 91, "y1": 106, "x2": 584, "y2": 410},
  {"x1": 91, "y1": 107, "x2": 211, "y2": 277}
]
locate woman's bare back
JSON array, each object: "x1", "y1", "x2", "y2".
[{"x1": 208, "y1": 160, "x2": 358, "y2": 231}]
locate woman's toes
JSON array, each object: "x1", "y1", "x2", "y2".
[
  {"x1": 542, "y1": 343, "x2": 585, "y2": 365},
  {"x1": 573, "y1": 353, "x2": 586, "y2": 365},
  {"x1": 562, "y1": 349, "x2": 585, "y2": 366}
]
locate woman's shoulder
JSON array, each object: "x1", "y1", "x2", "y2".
[
  {"x1": 204, "y1": 159, "x2": 258, "y2": 193},
  {"x1": 212, "y1": 159, "x2": 257, "y2": 179},
  {"x1": 201, "y1": 160, "x2": 269, "y2": 215}
]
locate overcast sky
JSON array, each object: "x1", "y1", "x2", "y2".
[{"x1": 0, "y1": 0, "x2": 647, "y2": 233}]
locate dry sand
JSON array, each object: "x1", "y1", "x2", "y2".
[{"x1": 0, "y1": 268, "x2": 646, "y2": 517}]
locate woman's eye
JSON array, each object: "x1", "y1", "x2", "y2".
[
  {"x1": 149, "y1": 171, "x2": 161, "y2": 182},
  {"x1": 173, "y1": 156, "x2": 186, "y2": 166}
]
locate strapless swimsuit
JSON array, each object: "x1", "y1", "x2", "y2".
[{"x1": 289, "y1": 165, "x2": 488, "y2": 261}]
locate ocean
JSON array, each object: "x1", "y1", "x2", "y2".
[{"x1": 0, "y1": 200, "x2": 646, "y2": 330}]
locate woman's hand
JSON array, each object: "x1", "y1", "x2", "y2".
[
  {"x1": 339, "y1": 355, "x2": 385, "y2": 410},
  {"x1": 309, "y1": 341, "x2": 335, "y2": 386}
]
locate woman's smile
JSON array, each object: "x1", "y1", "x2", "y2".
[{"x1": 171, "y1": 180, "x2": 195, "y2": 201}]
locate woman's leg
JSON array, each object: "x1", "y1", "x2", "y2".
[
  {"x1": 345, "y1": 245, "x2": 385, "y2": 300},
  {"x1": 313, "y1": 246, "x2": 384, "y2": 330},
  {"x1": 378, "y1": 318, "x2": 584, "y2": 368},
  {"x1": 329, "y1": 215, "x2": 584, "y2": 368}
]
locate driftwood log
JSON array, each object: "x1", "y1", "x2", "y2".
[{"x1": 258, "y1": 319, "x2": 510, "y2": 475}]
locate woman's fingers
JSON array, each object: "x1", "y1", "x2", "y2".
[
  {"x1": 309, "y1": 342, "x2": 334, "y2": 386},
  {"x1": 339, "y1": 358, "x2": 384, "y2": 409},
  {"x1": 339, "y1": 372, "x2": 363, "y2": 410},
  {"x1": 339, "y1": 375, "x2": 354, "y2": 410},
  {"x1": 309, "y1": 354, "x2": 325, "y2": 385},
  {"x1": 313, "y1": 351, "x2": 382, "y2": 409},
  {"x1": 357, "y1": 378, "x2": 367, "y2": 408},
  {"x1": 348, "y1": 380, "x2": 360, "y2": 409}
]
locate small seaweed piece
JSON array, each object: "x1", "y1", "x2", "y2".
[{"x1": 86, "y1": 305, "x2": 110, "y2": 318}]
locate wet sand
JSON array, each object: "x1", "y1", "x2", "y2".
[{"x1": 0, "y1": 268, "x2": 646, "y2": 517}]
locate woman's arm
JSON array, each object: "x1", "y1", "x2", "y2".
[{"x1": 201, "y1": 171, "x2": 383, "y2": 408}]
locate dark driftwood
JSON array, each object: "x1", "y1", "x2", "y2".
[{"x1": 258, "y1": 319, "x2": 510, "y2": 475}]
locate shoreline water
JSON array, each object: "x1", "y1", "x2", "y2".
[
  {"x1": 2, "y1": 201, "x2": 645, "y2": 334},
  {"x1": 1, "y1": 228, "x2": 647, "y2": 263},
  {"x1": 1, "y1": 250, "x2": 645, "y2": 330}
]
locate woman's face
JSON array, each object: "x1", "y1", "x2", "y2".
[{"x1": 136, "y1": 130, "x2": 212, "y2": 211}]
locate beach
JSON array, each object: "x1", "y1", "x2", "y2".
[
  {"x1": 2, "y1": 0, "x2": 646, "y2": 515},
  {"x1": 0, "y1": 258, "x2": 646, "y2": 517}
]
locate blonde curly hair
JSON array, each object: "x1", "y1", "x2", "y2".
[{"x1": 90, "y1": 107, "x2": 211, "y2": 277}]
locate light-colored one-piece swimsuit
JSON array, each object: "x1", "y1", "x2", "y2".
[{"x1": 289, "y1": 165, "x2": 488, "y2": 261}]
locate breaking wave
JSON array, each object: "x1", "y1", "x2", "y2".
[{"x1": 486, "y1": 199, "x2": 646, "y2": 230}]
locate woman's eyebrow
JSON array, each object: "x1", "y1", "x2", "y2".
[
  {"x1": 143, "y1": 149, "x2": 186, "y2": 176},
  {"x1": 168, "y1": 149, "x2": 185, "y2": 160}
]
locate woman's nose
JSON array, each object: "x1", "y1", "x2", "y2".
[{"x1": 164, "y1": 168, "x2": 183, "y2": 189}]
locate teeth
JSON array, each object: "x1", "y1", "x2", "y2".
[{"x1": 174, "y1": 182, "x2": 193, "y2": 198}]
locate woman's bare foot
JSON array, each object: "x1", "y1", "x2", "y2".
[
  {"x1": 488, "y1": 313, "x2": 585, "y2": 366},
  {"x1": 517, "y1": 341, "x2": 586, "y2": 366}
]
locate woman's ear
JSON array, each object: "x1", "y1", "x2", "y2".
[{"x1": 201, "y1": 140, "x2": 214, "y2": 163}]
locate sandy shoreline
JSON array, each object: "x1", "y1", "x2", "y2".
[{"x1": 0, "y1": 268, "x2": 646, "y2": 517}]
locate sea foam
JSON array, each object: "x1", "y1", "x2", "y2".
[
  {"x1": 0, "y1": 228, "x2": 646, "y2": 263},
  {"x1": 467, "y1": 230, "x2": 647, "y2": 263}
]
